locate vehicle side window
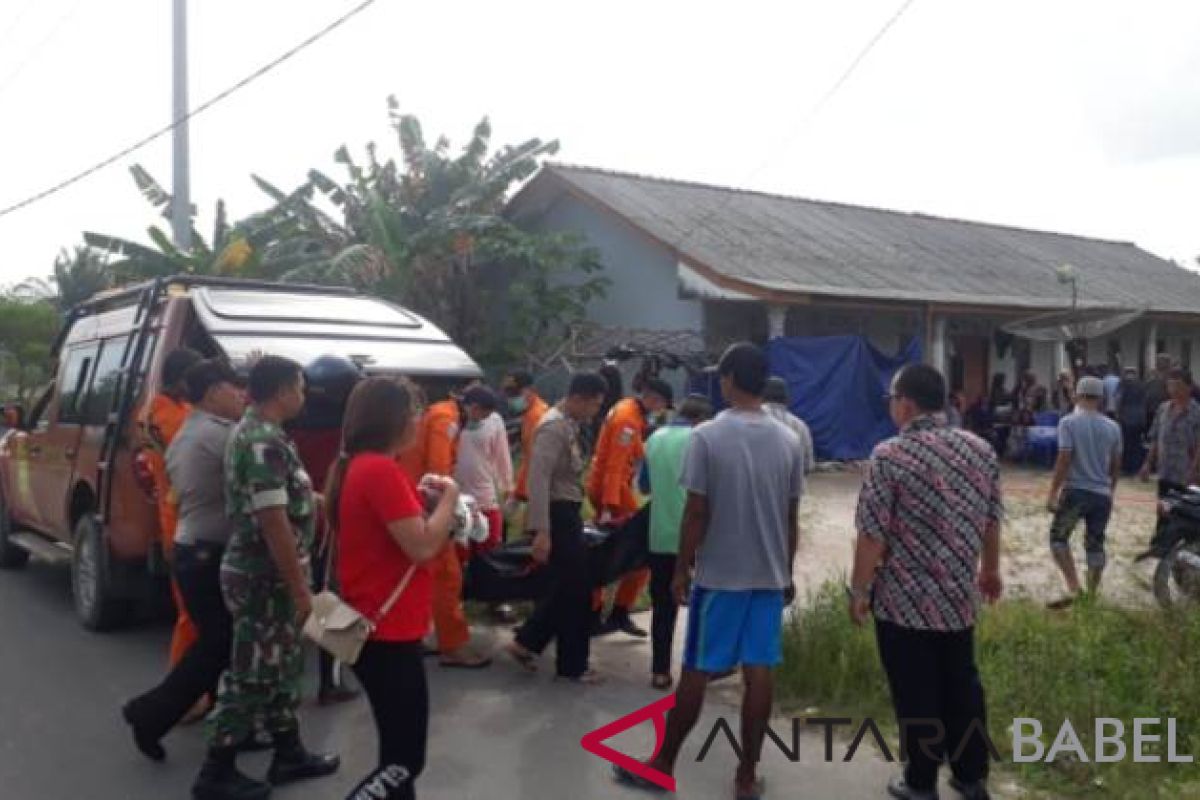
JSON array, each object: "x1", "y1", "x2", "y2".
[
  {"x1": 84, "y1": 336, "x2": 132, "y2": 426},
  {"x1": 56, "y1": 346, "x2": 98, "y2": 425}
]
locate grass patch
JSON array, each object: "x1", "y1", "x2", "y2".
[{"x1": 779, "y1": 582, "x2": 1200, "y2": 799}]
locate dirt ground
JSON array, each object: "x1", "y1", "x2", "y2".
[{"x1": 795, "y1": 465, "x2": 1162, "y2": 608}]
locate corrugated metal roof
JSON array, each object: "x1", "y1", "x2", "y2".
[{"x1": 522, "y1": 164, "x2": 1200, "y2": 315}]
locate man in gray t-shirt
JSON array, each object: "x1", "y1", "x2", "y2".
[
  {"x1": 1046, "y1": 376, "x2": 1122, "y2": 608},
  {"x1": 619, "y1": 343, "x2": 803, "y2": 800},
  {"x1": 682, "y1": 408, "x2": 806, "y2": 591}
]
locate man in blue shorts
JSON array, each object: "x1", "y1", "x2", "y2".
[{"x1": 616, "y1": 342, "x2": 806, "y2": 800}]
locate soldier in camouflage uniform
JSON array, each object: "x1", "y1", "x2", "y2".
[{"x1": 193, "y1": 356, "x2": 339, "y2": 800}]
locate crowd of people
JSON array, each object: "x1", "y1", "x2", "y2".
[
  {"x1": 954, "y1": 354, "x2": 1193, "y2": 474},
  {"x1": 116, "y1": 343, "x2": 820, "y2": 800},
  {"x1": 111, "y1": 336, "x2": 1200, "y2": 800}
]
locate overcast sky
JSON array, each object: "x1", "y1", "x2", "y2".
[{"x1": 1, "y1": 0, "x2": 1198, "y2": 288}]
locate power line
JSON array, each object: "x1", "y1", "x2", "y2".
[
  {"x1": 669, "y1": 0, "x2": 918, "y2": 249},
  {"x1": 0, "y1": 0, "x2": 377, "y2": 222},
  {"x1": 746, "y1": 0, "x2": 918, "y2": 183}
]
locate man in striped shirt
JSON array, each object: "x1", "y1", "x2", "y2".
[{"x1": 850, "y1": 364, "x2": 1003, "y2": 800}]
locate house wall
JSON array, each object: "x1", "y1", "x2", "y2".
[
  {"x1": 703, "y1": 302, "x2": 921, "y2": 355},
  {"x1": 527, "y1": 192, "x2": 703, "y2": 332}
]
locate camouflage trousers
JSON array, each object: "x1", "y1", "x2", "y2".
[{"x1": 206, "y1": 569, "x2": 303, "y2": 748}]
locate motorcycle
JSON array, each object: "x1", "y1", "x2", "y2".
[{"x1": 1138, "y1": 487, "x2": 1200, "y2": 609}]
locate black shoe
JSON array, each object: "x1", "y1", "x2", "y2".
[
  {"x1": 192, "y1": 759, "x2": 271, "y2": 800},
  {"x1": 121, "y1": 702, "x2": 165, "y2": 763},
  {"x1": 949, "y1": 777, "x2": 991, "y2": 800},
  {"x1": 592, "y1": 616, "x2": 618, "y2": 637},
  {"x1": 267, "y1": 746, "x2": 341, "y2": 786},
  {"x1": 611, "y1": 608, "x2": 648, "y2": 639},
  {"x1": 887, "y1": 775, "x2": 939, "y2": 800}
]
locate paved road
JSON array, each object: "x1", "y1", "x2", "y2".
[{"x1": 0, "y1": 557, "x2": 915, "y2": 800}]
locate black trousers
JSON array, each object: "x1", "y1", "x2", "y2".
[
  {"x1": 515, "y1": 501, "x2": 591, "y2": 678},
  {"x1": 126, "y1": 542, "x2": 231, "y2": 740},
  {"x1": 1120, "y1": 424, "x2": 1146, "y2": 474},
  {"x1": 875, "y1": 620, "x2": 990, "y2": 792},
  {"x1": 349, "y1": 640, "x2": 428, "y2": 800},
  {"x1": 647, "y1": 553, "x2": 679, "y2": 676}
]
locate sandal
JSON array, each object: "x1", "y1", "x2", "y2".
[
  {"x1": 651, "y1": 674, "x2": 674, "y2": 691},
  {"x1": 505, "y1": 642, "x2": 539, "y2": 673}
]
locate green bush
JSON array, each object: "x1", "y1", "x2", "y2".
[{"x1": 778, "y1": 583, "x2": 1200, "y2": 798}]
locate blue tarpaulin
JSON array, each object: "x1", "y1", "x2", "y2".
[{"x1": 767, "y1": 335, "x2": 923, "y2": 461}]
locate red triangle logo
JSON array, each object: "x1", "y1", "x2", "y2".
[{"x1": 580, "y1": 693, "x2": 677, "y2": 792}]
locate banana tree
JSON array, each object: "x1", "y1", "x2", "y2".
[
  {"x1": 83, "y1": 165, "x2": 281, "y2": 283},
  {"x1": 251, "y1": 98, "x2": 579, "y2": 355}
]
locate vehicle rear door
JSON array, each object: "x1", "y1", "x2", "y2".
[{"x1": 26, "y1": 343, "x2": 97, "y2": 538}]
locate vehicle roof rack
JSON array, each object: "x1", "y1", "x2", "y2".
[{"x1": 70, "y1": 274, "x2": 360, "y2": 315}]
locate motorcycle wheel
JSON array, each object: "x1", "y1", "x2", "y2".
[{"x1": 1153, "y1": 544, "x2": 1200, "y2": 611}]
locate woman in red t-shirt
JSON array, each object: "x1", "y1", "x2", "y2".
[{"x1": 325, "y1": 377, "x2": 461, "y2": 800}]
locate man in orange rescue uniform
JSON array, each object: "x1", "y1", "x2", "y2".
[
  {"x1": 587, "y1": 377, "x2": 673, "y2": 637},
  {"x1": 142, "y1": 349, "x2": 203, "y2": 669},
  {"x1": 399, "y1": 384, "x2": 491, "y2": 669},
  {"x1": 503, "y1": 370, "x2": 550, "y2": 508}
]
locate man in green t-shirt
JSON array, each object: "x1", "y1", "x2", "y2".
[{"x1": 637, "y1": 394, "x2": 713, "y2": 691}]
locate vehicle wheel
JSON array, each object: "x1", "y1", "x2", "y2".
[
  {"x1": 1153, "y1": 544, "x2": 1200, "y2": 611},
  {"x1": 0, "y1": 494, "x2": 29, "y2": 570},
  {"x1": 1154, "y1": 553, "x2": 1177, "y2": 610},
  {"x1": 72, "y1": 515, "x2": 133, "y2": 631}
]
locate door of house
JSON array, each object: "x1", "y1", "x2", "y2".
[{"x1": 951, "y1": 336, "x2": 990, "y2": 406}]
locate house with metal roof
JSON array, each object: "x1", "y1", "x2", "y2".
[{"x1": 507, "y1": 164, "x2": 1200, "y2": 405}]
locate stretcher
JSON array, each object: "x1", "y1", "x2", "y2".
[{"x1": 463, "y1": 504, "x2": 650, "y2": 602}]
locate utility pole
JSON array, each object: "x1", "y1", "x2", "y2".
[{"x1": 171, "y1": 0, "x2": 192, "y2": 251}]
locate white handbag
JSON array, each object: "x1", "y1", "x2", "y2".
[{"x1": 302, "y1": 531, "x2": 416, "y2": 666}]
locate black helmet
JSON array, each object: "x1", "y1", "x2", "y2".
[
  {"x1": 296, "y1": 355, "x2": 363, "y2": 428},
  {"x1": 305, "y1": 355, "x2": 363, "y2": 405}
]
